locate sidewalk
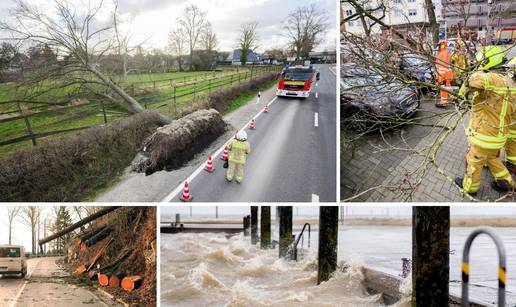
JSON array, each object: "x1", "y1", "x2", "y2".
[
  {"x1": 342, "y1": 96, "x2": 516, "y2": 202},
  {"x1": 95, "y1": 84, "x2": 277, "y2": 202}
]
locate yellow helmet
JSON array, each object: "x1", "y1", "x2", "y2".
[{"x1": 475, "y1": 46, "x2": 506, "y2": 70}]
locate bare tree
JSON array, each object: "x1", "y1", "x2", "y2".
[
  {"x1": 177, "y1": 5, "x2": 208, "y2": 71},
  {"x1": 21, "y1": 206, "x2": 40, "y2": 254},
  {"x1": 168, "y1": 27, "x2": 187, "y2": 72},
  {"x1": 284, "y1": 3, "x2": 328, "y2": 58},
  {"x1": 237, "y1": 22, "x2": 260, "y2": 65},
  {"x1": 0, "y1": 0, "x2": 170, "y2": 124},
  {"x1": 201, "y1": 23, "x2": 218, "y2": 52},
  {"x1": 6, "y1": 207, "x2": 21, "y2": 244}
]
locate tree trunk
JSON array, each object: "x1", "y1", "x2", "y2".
[
  {"x1": 424, "y1": 0, "x2": 439, "y2": 47},
  {"x1": 8, "y1": 224, "x2": 12, "y2": 244},
  {"x1": 88, "y1": 64, "x2": 171, "y2": 125}
]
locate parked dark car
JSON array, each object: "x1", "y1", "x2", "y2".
[
  {"x1": 399, "y1": 53, "x2": 435, "y2": 85},
  {"x1": 341, "y1": 63, "x2": 419, "y2": 130}
]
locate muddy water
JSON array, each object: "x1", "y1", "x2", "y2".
[{"x1": 161, "y1": 232, "x2": 408, "y2": 307}]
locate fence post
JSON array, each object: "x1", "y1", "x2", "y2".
[
  {"x1": 208, "y1": 79, "x2": 211, "y2": 95},
  {"x1": 131, "y1": 84, "x2": 135, "y2": 96},
  {"x1": 153, "y1": 81, "x2": 156, "y2": 89},
  {"x1": 279, "y1": 206, "x2": 293, "y2": 258},
  {"x1": 184, "y1": 76, "x2": 186, "y2": 84},
  {"x1": 17, "y1": 102, "x2": 37, "y2": 146},
  {"x1": 100, "y1": 100, "x2": 108, "y2": 124},
  {"x1": 230, "y1": 74, "x2": 233, "y2": 85},
  {"x1": 193, "y1": 82, "x2": 196, "y2": 99},
  {"x1": 173, "y1": 86, "x2": 177, "y2": 117}
]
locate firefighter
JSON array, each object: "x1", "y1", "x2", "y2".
[
  {"x1": 226, "y1": 130, "x2": 251, "y2": 183},
  {"x1": 435, "y1": 40, "x2": 454, "y2": 107},
  {"x1": 455, "y1": 46, "x2": 515, "y2": 194},
  {"x1": 451, "y1": 38, "x2": 468, "y2": 83},
  {"x1": 502, "y1": 57, "x2": 516, "y2": 175}
]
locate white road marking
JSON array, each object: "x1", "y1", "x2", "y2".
[
  {"x1": 314, "y1": 112, "x2": 319, "y2": 127},
  {"x1": 315, "y1": 92, "x2": 318, "y2": 99},
  {"x1": 329, "y1": 66, "x2": 337, "y2": 76},
  {"x1": 312, "y1": 194, "x2": 320, "y2": 202},
  {"x1": 316, "y1": 82, "x2": 318, "y2": 87},
  {"x1": 161, "y1": 96, "x2": 279, "y2": 202},
  {"x1": 9, "y1": 259, "x2": 39, "y2": 307}
]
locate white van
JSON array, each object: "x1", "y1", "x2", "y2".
[{"x1": 0, "y1": 245, "x2": 27, "y2": 278}]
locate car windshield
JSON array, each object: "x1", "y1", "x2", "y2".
[
  {"x1": 0, "y1": 247, "x2": 21, "y2": 258},
  {"x1": 284, "y1": 69, "x2": 313, "y2": 81}
]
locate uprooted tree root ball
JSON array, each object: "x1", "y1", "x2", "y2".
[
  {"x1": 134, "y1": 108, "x2": 226, "y2": 175},
  {"x1": 62, "y1": 207, "x2": 156, "y2": 307}
]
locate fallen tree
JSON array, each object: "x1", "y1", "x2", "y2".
[
  {"x1": 134, "y1": 108, "x2": 226, "y2": 175},
  {"x1": 62, "y1": 207, "x2": 156, "y2": 307}
]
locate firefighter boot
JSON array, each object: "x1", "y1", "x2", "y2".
[
  {"x1": 507, "y1": 162, "x2": 516, "y2": 176},
  {"x1": 455, "y1": 177, "x2": 477, "y2": 196},
  {"x1": 491, "y1": 180, "x2": 514, "y2": 193}
]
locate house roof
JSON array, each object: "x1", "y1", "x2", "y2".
[{"x1": 230, "y1": 49, "x2": 261, "y2": 62}]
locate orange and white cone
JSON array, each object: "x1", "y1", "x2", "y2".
[
  {"x1": 220, "y1": 146, "x2": 228, "y2": 160},
  {"x1": 180, "y1": 181, "x2": 192, "y2": 202},
  {"x1": 264, "y1": 105, "x2": 269, "y2": 113},
  {"x1": 249, "y1": 119, "x2": 255, "y2": 129},
  {"x1": 204, "y1": 155, "x2": 215, "y2": 172}
]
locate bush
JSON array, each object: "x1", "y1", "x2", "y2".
[
  {"x1": 208, "y1": 72, "x2": 277, "y2": 113},
  {"x1": 0, "y1": 111, "x2": 163, "y2": 201}
]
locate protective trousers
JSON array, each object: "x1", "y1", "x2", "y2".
[
  {"x1": 463, "y1": 144, "x2": 514, "y2": 193},
  {"x1": 506, "y1": 137, "x2": 516, "y2": 172},
  {"x1": 226, "y1": 161, "x2": 244, "y2": 183}
]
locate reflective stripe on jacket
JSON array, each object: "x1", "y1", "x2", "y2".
[
  {"x1": 466, "y1": 72, "x2": 516, "y2": 149},
  {"x1": 228, "y1": 140, "x2": 251, "y2": 164}
]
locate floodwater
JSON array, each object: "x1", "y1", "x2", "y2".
[
  {"x1": 161, "y1": 224, "x2": 516, "y2": 306},
  {"x1": 161, "y1": 232, "x2": 411, "y2": 307}
]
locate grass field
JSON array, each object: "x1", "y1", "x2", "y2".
[{"x1": 0, "y1": 66, "x2": 279, "y2": 156}]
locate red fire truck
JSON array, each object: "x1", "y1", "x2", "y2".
[{"x1": 276, "y1": 65, "x2": 320, "y2": 98}]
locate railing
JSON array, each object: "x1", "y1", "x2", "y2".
[
  {"x1": 292, "y1": 223, "x2": 311, "y2": 261},
  {"x1": 461, "y1": 227, "x2": 506, "y2": 307}
]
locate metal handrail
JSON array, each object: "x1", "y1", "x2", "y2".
[
  {"x1": 462, "y1": 227, "x2": 506, "y2": 307},
  {"x1": 292, "y1": 223, "x2": 311, "y2": 261}
]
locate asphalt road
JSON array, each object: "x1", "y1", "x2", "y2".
[
  {"x1": 0, "y1": 257, "x2": 120, "y2": 307},
  {"x1": 164, "y1": 64, "x2": 336, "y2": 202}
]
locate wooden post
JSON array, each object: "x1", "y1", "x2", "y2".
[
  {"x1": 173, "y1": 86, "x2": 177, "y2": 116},
  {"x1": 317, "y1": 206, "x2": 339, "y2": 284},
  {"x1": 17, "y1": 102, "x2": 37, "y2": 146},
  {"x1": 279, "y1": 206, "x2": 293, "y2": 258},
  {"x1": 100, "y1": 100, "x2": 108, "y2": 124},
  {"x1": 193, "y1": 82, "x2": 196, "y2": 99},
  {"x1": 243, "y1": 215, "x2": 250, "y2": 236},
  {"x1": 208, "y1": 79, "x2": 211, "y2": 95},
  {"x1": 260, "y1": 206, "x2": 271, "y2": 249},
  {"x1": 251, "y1": 206, "x2": 258, "y2": 245},
  {"x1": 412, "y1": 207, "x2": 450, "y2": 306},
  {"x1": 175, "y1": 214, "x2": 180, "y2": 225}
]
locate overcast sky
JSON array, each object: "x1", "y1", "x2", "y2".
[{"x1": 0, "y1": 0, "x2": 336, "y2": 53}]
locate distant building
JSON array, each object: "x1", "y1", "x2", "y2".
[
  {"x1": 441, "y1": 0, "x2": 516, "y2": 38},
  {"x1": 228, "y1": 49, "x2": 266, "y2": 65},
  {"x1": 341, "y1": 0, "x2": 443, "y2": 35}
]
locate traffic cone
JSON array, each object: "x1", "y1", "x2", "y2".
[
  {"x1": 220, "y1": 146, "x2": 228, "y2": 160},
  {"x1": 264, "y1": 105, "x2": 269, "y2": 113},
  {"x1": 180, "y1": 181, "x2": 192, "y2": 202},
  {"x1": 249, "y1": 119, "x2": 255, "y2": 129},
  {"x1": 204, "y1": 155, "x2": 215, "y2": 172}
]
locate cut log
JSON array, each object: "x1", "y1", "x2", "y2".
[
  {"x1": 121, "y1": 276, "x2": 143, "y2": 292},
  {"x1": 86, "y1": 237, "x2": 113, "y2": 272},
  {"x1": 73, "y1": 265, "x2": 87, "y2": 276},
  {"x1": 88, "y1": 270, "x2": 98, "y2": 280},
  {"x1": 80, "y1": 226, "x2": 108, "y2": 242},
  {"x1": 85, "y1": 227, "x2": 113, "y2": 247},
  {"x1": 98, "y1": 273, "x2": 110, "y2": 286},
  {"x1": 99, "y1": 250, "x2": 132, "y2": 272},
  {"x1": 109, "y1": 274, "x2": 122, "y2": 288}
]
